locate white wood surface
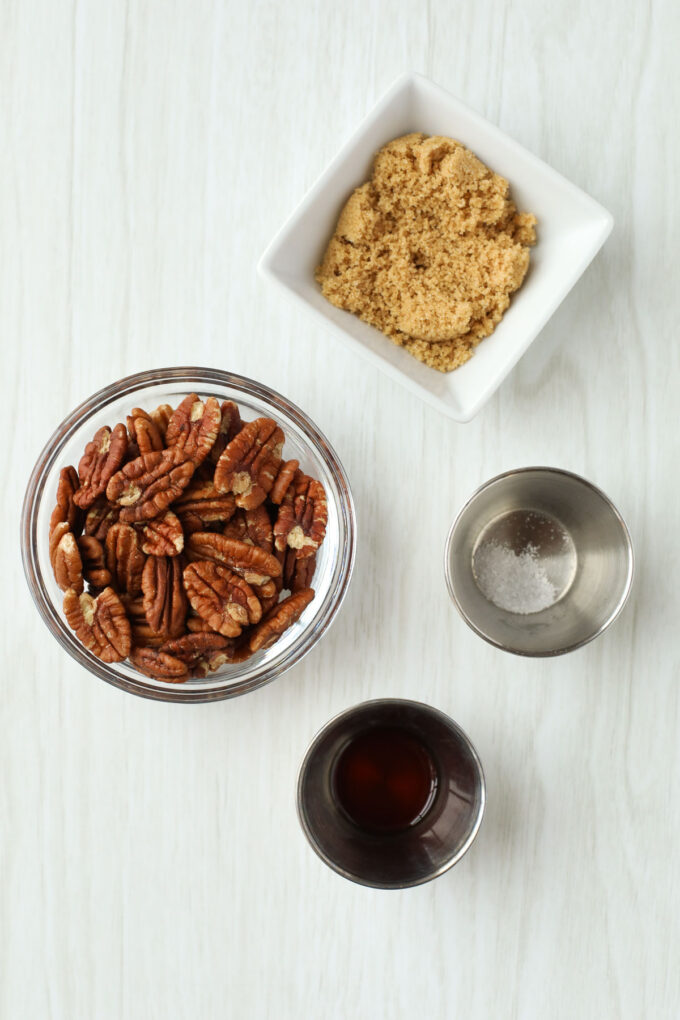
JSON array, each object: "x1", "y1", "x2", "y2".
[{"x1": 2, "y1": 1, "x2": 679, "y2": 1017}]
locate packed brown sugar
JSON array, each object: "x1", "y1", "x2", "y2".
[{"x1": 316, "y1": 134, "x2": 537, "y2": 372}]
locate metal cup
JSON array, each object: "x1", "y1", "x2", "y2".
[
  {"x1": 297, "y1": 699, "x2": 485, "y2": 889},
  {"x1": 445, "y1": 467, "x2": 634, "y2": 656}
]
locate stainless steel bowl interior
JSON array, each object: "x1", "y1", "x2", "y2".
[
  {"x1": 21, "y1": 367, "x2": 356, "y2": 702},
  {"x1": 297, "y1": 699, "x2": 485, "y2": 889},
  {"x1": 445, "y1": 468, "x2": 634, "y2": 657}
]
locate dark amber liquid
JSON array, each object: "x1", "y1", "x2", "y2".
[{"x1": 333, "y1": 727, "x2": 437, "y2": 832}]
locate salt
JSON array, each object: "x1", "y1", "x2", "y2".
[{"x1": 472, "y1": 540, "x2": 559, "y2": 615}]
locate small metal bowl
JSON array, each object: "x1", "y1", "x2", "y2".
[
  {"x1": 445, "y1": 467, "x2": 634, "y2": 657},
  {"x1": 297, "y1": 699, "x2": 485, "y2": 889}
]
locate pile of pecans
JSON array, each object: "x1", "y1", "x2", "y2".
[{"x1": 48, "y1": 394, "x2": 328, "y2": 682}]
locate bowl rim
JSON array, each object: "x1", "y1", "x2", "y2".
[
  {"x1": 21, "y1": 366, "x2": 356, "y2": 703},
  {"x1": 258, "y1": 70, "x2": 614, "y2": 423},
  {"x1": 443, "y1": 465, "x2": 635, "y2": 657},
  {"x1": 296, "y1": 697, "x2": 486, "y2": 889}
]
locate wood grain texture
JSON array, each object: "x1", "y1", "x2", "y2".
[{"x1": 2, "y1": 0, "x2": 679, "y2": 1017}]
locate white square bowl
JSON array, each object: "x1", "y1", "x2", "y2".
[{"x1": 258, "y1": 72, "x2": 613, "y2": 423}]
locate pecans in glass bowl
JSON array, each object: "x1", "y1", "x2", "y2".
[{"x1": 22, "y1": 368, "x2": 355, "y2": 702}]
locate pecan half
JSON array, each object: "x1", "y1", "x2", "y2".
[
  {"x1": 120, "y1": 593, "x2": 155, "y2": 627},
  {"x1": 222, "y1": 507, "x2": 273, "y2": 552},
  {"x1": 256, "y1": 587, "x2": 280, "y2": 616},
  {"x1": 84, "y1": 500, "x2": 120, "y2": 541},
  {"x1": 165, "y1": 394, "x2": 221, "y2": 466},
  {"x1": 186, "y1": 532, "x2": 281, "y2": 587},
  {"x1": 248, "y1": 579, "x2": 279, "y2": 623},
  {"x1": 190, "y1": 652, "x2": 231, "y2": 677},
  {"x1": 127, "y1": 407, "x2": 164, "y2": 454},
  {"x1": 214, "y1": 417, "x2": 284, "y2": 509},
  {"x1": 74, "y1": 424, "x2": 128, "y2": 509},
  {"x1": 210, "y1": 400, "x2": 243, "y2": 465},
  {"x1": 270, "y1": 459, "x2": 299, "y2": 505},
  {"x1": 106, "y1": 450, "x2": 195, "y2": 522},
  {"x1": 274, "y1": 474, "x2": 328, "y2": 560},
  {"x1": 49, "y1": 466, "x2": 83, "y2": 537},
  {"x1": 105, "y1": 523, "x2": 146, "y2": 595},
  {"x1": 173, "y1": 480, "x2": 236, "y2": 527},
  {"x1": 150, "y1": 403, "x2": 174, "y2": 439},
  {"x1": 130, "y1": 624, "x2": 164, "y2": 648},
  {"x1": 248, "y1": 588, "x2": 315, "y2": 652},
  {"x1": 191, "y1": 636, "x2": 254, "y2": 671},
  {"x1": 160, "y1": 631, "x2": 231, "y2": 669},
  {"x1": 278, "y1": 546, "x2": 294, "y2": 588},
  {"x1": 141, "y1": 555, "x2": 188, "y2": 639},
  {"x1": 183, "y1": 561, "x2": 262, "y2": 637},
  {"x1": 190, "y1": 642, "x2": 252, "y2": 677},
  {"x1": 177, "y1": 511, "x2": 205, "y2": 536},
  {"x1": 186, "y1": 615, "x2": 221, "y2": 634},
  {"x1": 222, "y1": 511, "x2": 247, "y2": 542},
  {"x1": 136, "y1": 510, "x2": 184, "y2": 557},
  {"x1": 244, "y1": 505, "x2": 274, "y2": 552},
  {"x1": 129, "y1": 646, "x2": 189, "y2": 682},
  {"x1": 119, "y1": 593, "x2": 145, "y2": 621},
  {"x1": 280, "y1": 549, "x2": 317, "y2": 593},
  {"x1": 63, "y1": 587, "x2": 131, "y2": 662},
  {"x1": 122, "y1": 597, "x2": 165, "y2": 646},
  {"x1": 50, "y1": 521, "x2": 84, "y2": 594},
  {"x1": 77, "y1": 535, "x2": 112, "y2": 589}
]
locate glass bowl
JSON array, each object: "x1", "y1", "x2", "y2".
[{"x1": 21, "y1": 367, "x2": 356, "y2": 703}]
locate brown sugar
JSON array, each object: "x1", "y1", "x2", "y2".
[{"x1": 316, "y1": 133, "x2": 537, "y2": 372}]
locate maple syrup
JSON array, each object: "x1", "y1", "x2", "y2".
[{"x1": 332, "y1": 726, "x2": 438, "y2": 832}]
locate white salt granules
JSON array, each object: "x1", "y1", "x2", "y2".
[{"x1": 472, "y1": 540, "x2": 559, "y2": 615}]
